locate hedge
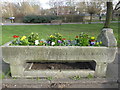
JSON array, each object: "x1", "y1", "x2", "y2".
[
  {"x1": 23, "y1": 15, "x2": 84, "y2": 23},
  {"x1": 23, "y1": 15, "x2": 60, "y2": 23}
]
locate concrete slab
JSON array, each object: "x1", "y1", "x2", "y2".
[{"x1": 2, "y1": 78, "x2": 119, "y2": 88}]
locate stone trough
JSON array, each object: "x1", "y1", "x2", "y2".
[{"x1": 2, "y1": 28, "x2": 117, "y2": 78}]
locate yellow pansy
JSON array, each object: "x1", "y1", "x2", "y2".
[
  {"x1": 20, "y1": 36, "x2": 26, "y2": 40},
  {"x1": 100, "y1": 41, "x2": 102, "y2": 44},
  {"x1": 50, "y1": 35, "x2": 56, "y2": 38},
  {"x1": 91, "y1": 37, "x2": 95, "y2": 40},
  {"x1": 96, "y1": 42, "x2": 99, "y2": 45},
  {"x1": 50, "y1": 35, "x2": 54, "y2": 38}
]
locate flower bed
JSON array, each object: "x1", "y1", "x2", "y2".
[{"x1": 11, "y1": 32, "x2": 102, "y2": 46}]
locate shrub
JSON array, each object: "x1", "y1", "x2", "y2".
[{"x1": 23, "y1": 15, "x2": 60, "y2": 23}]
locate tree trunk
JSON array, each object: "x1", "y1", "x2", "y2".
[
  {"x1": 112, "y1": 10, "x2": 114, "y2": 20},
  {"x1": 104, "y1": 2, "x2": 113, "y2": 28},
  {"x1": 89, "y1": 14, "x2": 92, "y2": 24}
]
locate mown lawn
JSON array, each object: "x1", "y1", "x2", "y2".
[{"x1": 2, "y1": 23, "x2": 119, "y2": 45}]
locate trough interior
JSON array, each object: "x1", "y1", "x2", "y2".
[{"x1": 25, "y1": 61, "x2": 96, "y2": 71}]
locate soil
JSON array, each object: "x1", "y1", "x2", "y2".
[{"x1": 30, "y1": 62, "x2": 94, "y2": 70}]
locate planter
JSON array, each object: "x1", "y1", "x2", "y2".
[{"x1": 2, "y1": 28, "x2": 117, "y2": 78}]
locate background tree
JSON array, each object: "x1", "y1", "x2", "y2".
[
  {"x1": 114, "y1": 1, "x2": 120, "y2": 10},
  {"x1": 76, "y1": 2, "x2": 87, "y2": 14},
  {"x1": 2, "y1": 1, "x2": 42, "y2": 19},
  {"x1": 65, "y1": 0, "x2": 76, "y2": 14},
  {"x1": 86, "y1": 1, "x2": 104, "y2": 24},
  {"x1": 48, "y1": 0, "x2": 64, "y2": 15}
]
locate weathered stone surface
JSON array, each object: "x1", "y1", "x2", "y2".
[
  {"x1": 2, "y1": 45, "x2": 117, "y2": 78},
  {"x1": 97, "y1": 28, "x2": 117, "y2": 47},
  {"x1": 2, "y1": 46, "x2": 117, "y2": 63}
]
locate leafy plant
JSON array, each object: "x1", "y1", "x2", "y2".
[
  {"x1": 0, "y1": 73, "x2": 5, "y2": 79},
  {"x1": 79, "y1": 32, "x2": 90, "y2": 46},
  {"x1": 11, "y1": 32, "x2": 102, "y2": 46},
  {"x1": 28, "y1": 32, "x2": 39, "y2": 45},
  {"x1": 87, "y1": 74, "x2": 94, "y2": 79},
  {"x1": 20, "y1": 39, "x2": 30, "y2": 45},
  {"x1": 69, "y1": 75, "x2": 81, "y2": 80},
  {"x1": 46, "y1": 77, "x2": 53, "y2": 81}
]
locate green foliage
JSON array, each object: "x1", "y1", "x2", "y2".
[
  {"x1": 23, "y1": 15, "x2": 84, "y2": 23},
  {"x1": 23, "y1": 15, "x2": 59, "y2": 23},
  {"x1": 28, "y1": 32, "x2": 39, "y2": 45},
  {"x1": 69, "y1": 75, "x2": 81, "y2": 80},
  {"x1": 11, "y1": 37, "x2": 30, "y2": 46},
  {"x1": 47, "y1": 33, "x2": 63, "y2": 46},
  {"x1": 2, "y1": 74, "x2": 5, "y2": 79},
  {"x1": 0, "y1": 69, "x2": 12, "y2": 79},
  {"x1": 87, "y1": 74, "x2": 94, "y2": 79},
  {"x1": 45, "y1": 32, "x2": 102, "y2": 46},
  {"x1": 0, "y1": 73, "x2": 5, "y2": 79},
  {"x1": 10, "y1": 32, "x2": 40, "y2": 46},
  {"x1": 46, "y1": 77, "x2": 53, "y2": 80},
  {"x1": 20, "y1": 39, "x2": 30, "y2": 45},
  {"x1": 77, "y1": 32, "x2": 90, "y2": 46},
  {"x1": 11, "y1": 32, "x2": 102, "y2": 46}
]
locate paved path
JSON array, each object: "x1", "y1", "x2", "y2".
[{"x1": 0, "y1": 21, "x2": 119, "y2": 26}]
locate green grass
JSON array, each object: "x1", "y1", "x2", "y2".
[{"x1": 2, "y1": 23, "x2": 119, "y2": 45}]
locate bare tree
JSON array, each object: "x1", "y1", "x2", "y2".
[
  {"x1": 65, "y1": 0, "x2": 76, "y2": 14},
  {"x1": 76, "y1": 2, "x2": 87, "y2": 14},
  {"x1": 114, "y1": 1, "x2": 120, "y2": 10},
  {"x1": 48, "y1": 0, "x2": 77, "y2": 15},
  {"x1": 86, "y1": 1, "x2": 103, "y2": 24},
  {"x1": 2, "y1": 2, "x2": 16, "y2": 18},
  {"x1": 48, "y1": 0, "x2": 64, "y2": 15},
  {"x1": 2, "y1": 1, "x2": 42, "y2": 18}
]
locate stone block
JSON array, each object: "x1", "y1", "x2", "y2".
[{"x1": 97, "y1": 28, "x2": 117, "y2": 47}]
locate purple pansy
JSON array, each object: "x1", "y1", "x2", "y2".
[
  {"x1": 47, "y1": 41, "x2": 51, "y2": 44},
  {"x1": 58, "y1": 40, "x2": 62, "y2": 43},
  {"x1": 90, "y1": 42, "x2": 95, "y2": 45}
]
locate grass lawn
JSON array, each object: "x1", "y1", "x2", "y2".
[{"x1": 2, "y1": 23, "x2": 119, "y2": 46}]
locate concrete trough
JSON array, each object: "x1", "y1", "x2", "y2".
[{"x1": 2, "y1": 28, "x2": 117, "y2": 78}]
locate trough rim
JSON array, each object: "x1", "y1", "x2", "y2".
[{"x1": 1, "y1": 41, "x2": 111, "y2": 48}]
